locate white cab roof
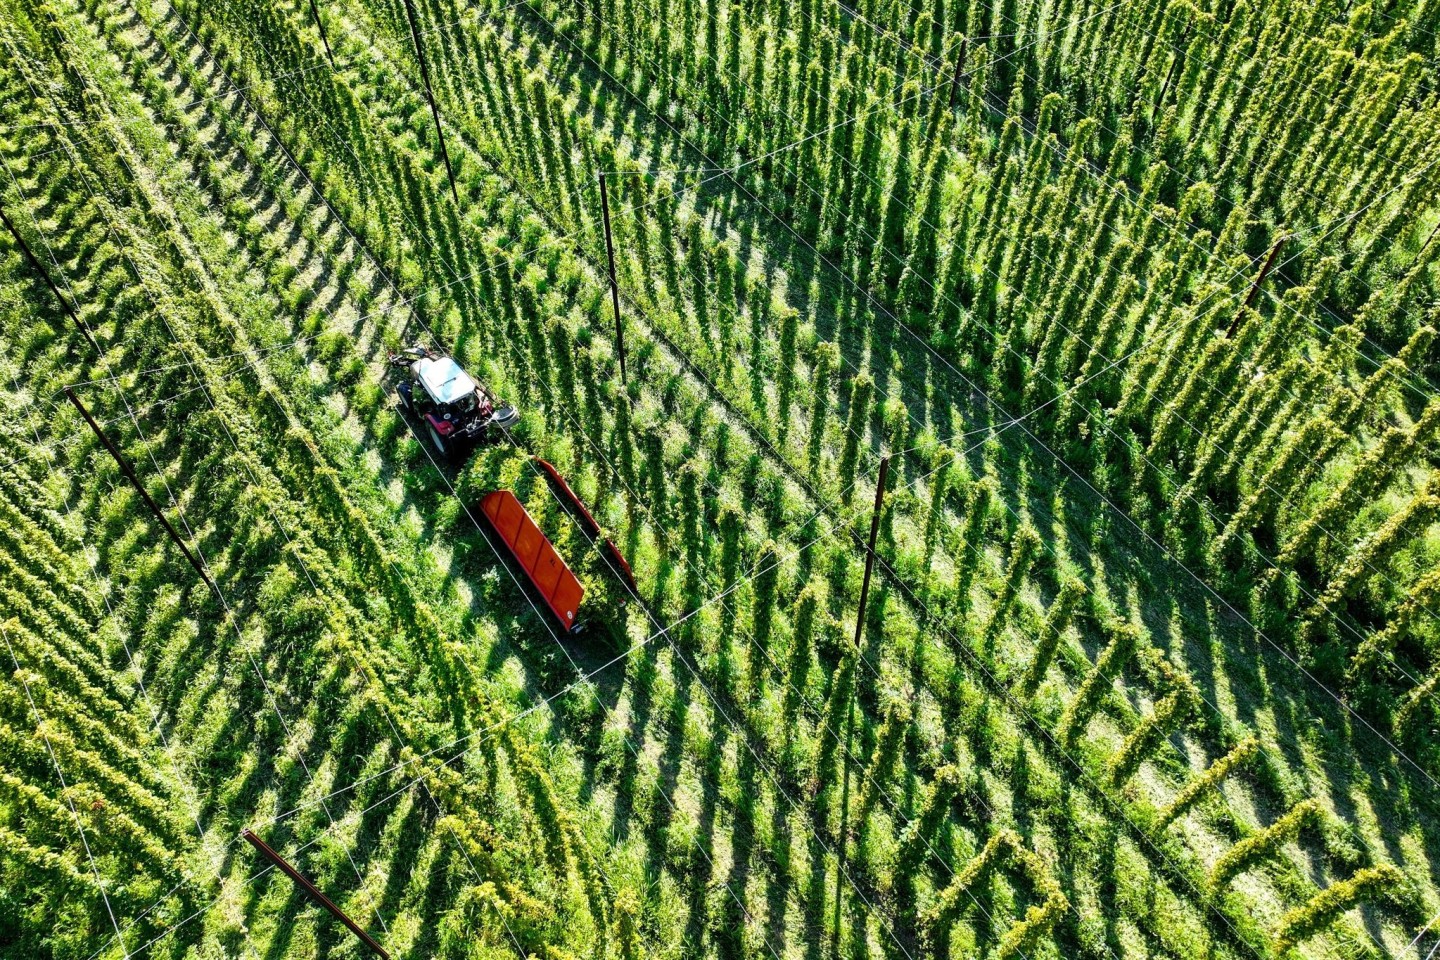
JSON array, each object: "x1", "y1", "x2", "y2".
[{"x1": 416, "y1": 356, "x2": 478, "y2": 404}]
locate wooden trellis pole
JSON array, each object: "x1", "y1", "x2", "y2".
[
  {"x1": 1, "y1": 202, "x2": 99, "y2": 353},
  {"x1": 832, "y1": 454, "x2": 889, "y2": 954},
  {"x1": 1225, "y1": 234, "x2": 1285, "y2": 339},
  {"x1": 399, "y1": 0, "x2": 460, "y2": 206},
  {"x1": 852, "y1": 455, "x2": 890, "y2": 649},
  {"x1": 65, "y1": 388, "x2": 217, "y2": 594},
  {"x1": 948, "y1": 38, "x2": 968, "y2": 109},
  {"x1": 307, "y1": 0, "x2": 335, "y2": 65},
  {"x1": 242, "y1": 830, "x2": 391, "y2": 960}
]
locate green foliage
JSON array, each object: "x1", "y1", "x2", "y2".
[
  {"x1": 995, "y1": 844, "x2": 1070, "y2": 960},
  {"x1": 1109, "y1": 676, "x2": 1197, "y2": 786},
  {"x1": 776, "y1": 303, "x2": 799, "y2": 438},
  {"x1": 1270, "y1": 864, "x2": 1405, "y2": 956},
  {"x1": 923, "y1": 828, "x2": 1018, "y2": 943},
  {"x1": 923, "y1": 827, "x2": 1069, "y2": 955},
  {"x1": 1157, "y1": 737, "x2": 1260, "y2": 830},
  {"x1": 807, "y1": 340, "x2": 839, "y2": 473},
  {"x1": 1058, "y1": 621, "x2": 1140, "y2": 747},
  {"x1": 749, "y1": 539, "x2": 781, "y2": 673},
  {"x1": 836, "y1": 372, "x2": 875, "y2": 504},
  {"x1": 1021, "y1": 578, "x2": 1086, "y2": 697},
  {"x1": 1393, "y1": 663, "x2": 1440, "y2": 735},
  {"x1": 9, "y1": 0, "x2": 1440, "y2": 954},
  {"x1": 615, "y1": 887, "x2": 643, "y2": 960},
  {"x1": 980, "y1": 523, "x2": 1041, "y2": 647},
  {"x1": 922, "y1": 445, "x2": 956, "y2": 564},
  {"x1": 811, "y1": 646, "x2": 857, "y2": 801},
  {"x1": 855, "y1": 698, "x2": 911, "y2": 826},
  {"x1": 895, "y1": 763, "x2": 966, "y2": 880},
  {"x1": 1211, "y1": 799, "x2": 1325, "y2": 892},
  {"x1": 954, "y1": 476, "x2": 996, "y2": 610},
  {"x1": 1304, "y1": 469, "x2": 1440, "y2": 641}
]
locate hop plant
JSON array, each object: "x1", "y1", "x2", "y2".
[
  {"x1": 980, "y1": 523, "x2": 1041, "y2": 649},
  {"x1": 776, "y1": 303, "x2": 799, "y2": 439},
  {"x1": 810, "y1": 645, "x2": 857, "y2": 804},
  {"x1": 1109, "y1": 676, "x2": 1197, "y2": 787},
  {"x1": 1156, "y1": 737, "x2": 1260, "y2": 830},
  {"x1": 807, "y1": 341, "x2": 840, "y2": 473},
  {"x1": 1270, "y1": 864, "x2": 1405, "y2": 956},
  {"x1": 922, "y1": 445, "x2": 956, "y2": 564},
  {"x1": 750, "y1": 539, "x2": 781, "y2": 656},
  {"x1": 923, "y1": 829, "x2": 1019, "y2": 941},
  {"x1": 1211, "y1": 799, "x2": 1325, "y2": 892},
  {"x1": 855, "y1": 699, "x2": 911, "y2": 828},
  {"x1": 923, "y1": 828, "x2": 1067, "y2": 954},
  {"x1": 1020, "y1": 577, "x2": 1087, "y2": 697},
  {"x1": 1058, "y1": 621, "x2": 1140, "y2": 747},
  {"x1": 996, "y1": 844, "x2": 1069, "y2": 960},
  {"x1": 615, "y1": 887, "x2": 643, "y2": 960},
  {"x1": 954, "y1": 477, "x2": 997, "y2": 610},
  {"x1": 836, "y1": 372, "x2": 875, "y2": 504},
  {"x1": 895, "y1": 763, "x2": 966, "y2": 880}
]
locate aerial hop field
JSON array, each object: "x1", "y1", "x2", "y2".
[{"x1": 2, "y1": 0, "x2": 1439, "y2": 955}]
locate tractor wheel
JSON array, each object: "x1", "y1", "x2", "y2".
[
  {"x1": 396, "y1": 382, "x2": 412, "y2": 412},
  {"x1": 428, "y1": 423, "x2": 449, "y2": 458}
]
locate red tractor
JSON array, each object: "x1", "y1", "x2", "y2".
[{"x1": 389, "y1": 345, "x2": 518, "y2": 458}]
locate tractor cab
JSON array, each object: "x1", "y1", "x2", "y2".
[{"x1": 390, "y1": 345, "x2": 518, "y2": 457}]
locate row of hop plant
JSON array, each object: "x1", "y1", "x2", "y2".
[
  {"x1": 480, "y1": 101, "x2": 1336, "y2": 955},
  {"x1": 389, "y1": 111, "x2": 1158, "y2": 947},
  {"x1": 1, "y1": 3, "x2": 628, "y2": 950},
  {"x1": 1270, "y1": 864, "x2": 1406, "y2": 957},
  {"x1": 1154, "y1": 736, "x2": 1260, "y2": 831},
  {"x1": 50, "y1": 0, "x2": 454, "y2": 738},
  {"x1": 56, "y1": 6, "x2": 487, "y2": 737},
  {"x1": 0, "y1": 662, "x2": 186, "y2": 893},
  {"x1": 1203, "y1": 792, "x2": 1413, "y2": 953},
  {"x1": 526, "y1": 143, "x2": 1427, "y2": 952},
  {"x1": 1211, "y1": 799, "x2": 1327, "y2": 892},
  {"x1": 275, "y1": 0, "x2": 910, "y2": 590},
  {"x1": 0, "y1": 362, "x2": 210, "y2": 938},
  {"x1": 160, "y1": 9, "x2": 990, "y2": 954},
  {"x1": 449, "y1": 218, "x2": 975, "y2": 942},
  {"x1": 1024, "y1": 599, "x2": 1204, "y2": 790},
  {"x1": 1107, "y1": 662, "x2": 1197, "y2": 787},
  {"x1": 0, "y1": 72, "x2": 225, "y2": 942},
  {"x1": 171, "y1": 0, "x2": 1440, "y2": 944},
  {"x1": 0, "y1": 528, "x2": 122, "y2": 710},
  {"x1": 141, "y1": 50, "x2": 641, "y2": 946},
  {"x1": 921, "y1": 827, "x2": 1070, "y2": 958},
  {"x1": 143, "y1": 1, "x2": 1428, "y2": 955},
  {"x1": 587, "y1": 0, "x2": 1439, "y2": 258},
  {"x1": 581, "y1": 0, "x2": 1428, "y2": 359},
  {"x1": 362, "y1": 0, "x2": 1440, "y2": 765},
  {"x1": 0, "y1": 133, "x2": 256, "y2": 955},
  {"x1": 398, "y1": 8, "x2": 875, "y2": 502},
  {"x1": 190, "y1": 0, "x2": 818, "y2": 688},
  {"x1": 1014, "y1": 577, "x2": 1412, "y2": 947},
  {"x1": 0, "y1": 820, "x2": 100, "y2": 897},
  {"x1": 504, "y1": 0, "x2": 1440, "y2": 709},
  {"x1": 0, "y1": 621, "x2": 180, "y2": 828},
  {"x1": 45, "y1": 13, "x2": 933, "y2": 921}
]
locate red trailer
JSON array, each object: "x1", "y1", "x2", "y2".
[
  {"x1": 479, "y1": 490, "x2": 584, "y2": 632},
  {"x1": 534, "y1": 458, "x2": 638, "y2": 595}
]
